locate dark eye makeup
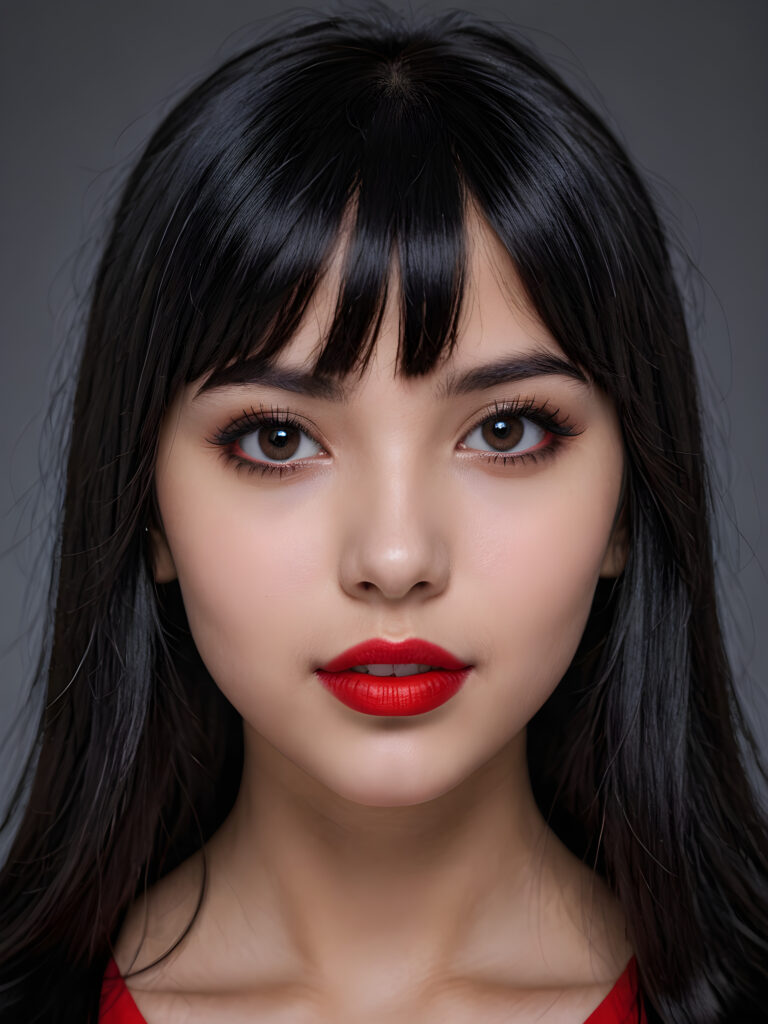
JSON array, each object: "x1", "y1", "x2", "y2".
[{"x1": 205, "y1": 397, "x2": 584, "y2": 479}]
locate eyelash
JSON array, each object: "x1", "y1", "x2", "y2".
[{"x1": 206, "y1": 398, "x2": 583, "y2": 478}]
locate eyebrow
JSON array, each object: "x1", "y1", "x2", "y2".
[
  {"x1": 437, "y1": 352, "x2": 588, "y2": 398},
  {"x1": 194, "y1": 350, "x2": 589, "y2": 402}
]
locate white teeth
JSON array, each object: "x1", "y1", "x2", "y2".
[{"x1": 350, "y1": 663, "x2": 435, "y2": 676}]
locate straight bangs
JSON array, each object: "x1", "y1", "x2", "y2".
[{"x1": 128, "y1": 10, "x2": 666, "y2": 411}]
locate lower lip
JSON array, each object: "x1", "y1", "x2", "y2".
[{"x1": 314, "y1": 668, "x2": 471, "y2": 716}]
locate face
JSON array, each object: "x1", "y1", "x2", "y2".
[{"x1": 150, "y1": 212, "x2": 627, "y2": 809}]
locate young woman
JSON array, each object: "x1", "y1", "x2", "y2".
[{"x1": 1, "y1": 6, "x2": 766, "y2": 1022}]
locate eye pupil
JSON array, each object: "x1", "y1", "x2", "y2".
[{"x1": 269, "y1": 427, "x2": 289, "y2": 447}]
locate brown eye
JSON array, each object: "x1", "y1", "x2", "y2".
[
  {"x1": 260, "y1": 424, "x2": 300, "y2": 460},
  {"x1": 464, "y1": 414, "x2": 544, "y2": 455},
  {"x1": 238, "y1": 422, "x2": 321, "y2": 464},
  {"x1": 481, "y1": 417, "x2": 524, "y2": 451}
]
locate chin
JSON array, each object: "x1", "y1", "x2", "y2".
[{"x1": 314, "y1": 751, "x2": 478, "y2": 810}]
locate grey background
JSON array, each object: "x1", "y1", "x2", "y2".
[{"x1": 1, "y1": 0, "x2": 766, "y2": 830}]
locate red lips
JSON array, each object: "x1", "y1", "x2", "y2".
[
  {"x1": 318, "y1": 637, "x2": 469, "y2": 672},
  {"x1": 315, "y1": 638, "x2": 472, "y2": 716}
]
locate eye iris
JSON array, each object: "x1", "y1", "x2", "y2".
[
  {"x1": 482, "y1": 417, "x2": 524, "y2": 451},
  {"x1": 259, "y1": 424, "x2": 300, "y2": 460}
]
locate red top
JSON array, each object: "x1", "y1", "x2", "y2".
[{"x1": 100, "y1": 955, "x2": 646, "y2": 1023}]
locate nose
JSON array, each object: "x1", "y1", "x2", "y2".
[{"x1": 337, "y1": 458, "x2": 451, "y2": 603}]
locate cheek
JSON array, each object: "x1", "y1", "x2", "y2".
[
  {"x1": 462, "y1": 456, "x2": 620, "y2": 711},
  {"x1": 155, "y1": 453, "x2": 328, "y2": 711}
]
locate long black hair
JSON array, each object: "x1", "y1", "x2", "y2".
[{"x1": 1, "y1": 5, "x2": 766, "y2": 1022}]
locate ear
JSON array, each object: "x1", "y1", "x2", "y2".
[
  {"x1": 147, "y1": 523, "x2": 177, "y2": 583},
  {"x1": 599, "y1": 499, "x2": 629, "y2": 578}
]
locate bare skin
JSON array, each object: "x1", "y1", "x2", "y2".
[{"x1": 115, "y1": 209, "x2": 632, "y2": 1022}]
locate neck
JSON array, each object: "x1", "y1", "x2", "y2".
[{"x1": 204, "y1": 727, "x2": 585, "y2": 993}]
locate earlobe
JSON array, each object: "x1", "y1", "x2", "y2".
[{"x1": 147, "y1": 524, "x2": 177, "y2": 583}]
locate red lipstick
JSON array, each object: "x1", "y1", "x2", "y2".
[{"x1": 316, "y1": 638, "x2": 472, "y2": 716}]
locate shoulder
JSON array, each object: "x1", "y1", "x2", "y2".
[
  {"x1": 113, "y1": 852, "x2": 205, "y2": 979},
  {"x1": 111, "y1": 852, "x2": 310, "y2": 1021}
]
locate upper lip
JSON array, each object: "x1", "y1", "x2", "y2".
[{"x1": 318, "y1": 638, "x2": 470, "y2": 672}]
